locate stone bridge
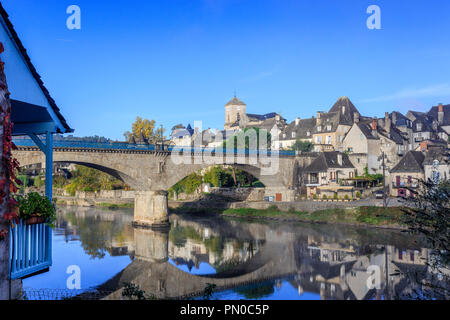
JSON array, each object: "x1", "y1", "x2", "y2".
[
  {"x1": 13, "y1": 145, "x2": 317, "y2": 227},
  {"x1": 99, "y1": 222, "x2": 298, "y2": 299}
]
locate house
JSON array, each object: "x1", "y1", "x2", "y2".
[
  {"x1": 389, "y1": 151, "x2": 425, "y2": 197},
  {"x1": 423, "y1": 147, "x2": 449, "y2": 183},
  {"x1": 406, "y1": 111, "x2": 436, "y2": 150},
  {"x1": 303, "y1": 152, "x2": 355, "y2": 198},
  {"x1": 278, "y1": 117, "x2": 315, "y2": 150},
  {"x1": 311, "y1": 97, "x2": 360, "y2": 152},
  {"x1": 427, "y1": 103, "x2": 450, "y2": 134},
  {"x1": 170, "y1": 124, "x2": 194, "y2": 146},
  {"x1": 0, "y1": 3, "x2": 72, "y2": 295},
  {"x1": 343, "y1": 114, "x2": 409, "y2": 176},
  {"x1": 223, "y1": 96, "x2": 286, "y2": 132}
]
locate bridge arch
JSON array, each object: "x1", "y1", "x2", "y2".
[{"x1": 14, "y1": 149, "x2": 144, "y2": 190}]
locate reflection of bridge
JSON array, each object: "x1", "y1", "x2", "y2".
[
  {"x1": 14, "y1": 139, "x2": 317, "y2": 227},
  {"x1": 94, "y1": 213, "x2": 431, "y2": 300}
]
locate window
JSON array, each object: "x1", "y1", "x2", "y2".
[
  {"x1": 307, "y1": 131, "x2": 311, "y2": 137},
  {"x1": 327, "y1": 125, "x2": 332, "y2": 131},
  {"x1": 317, "y1": 126, "x2": 322, "y2": 132},
  {"x1": 316, "y1": 136, "x2": 322, "y2": 143},
  {"x1": 417, "y1": 123, "x2": 422, "y2": 131},
  {"x1": 326, "y1": 136, "x2": 332, "y2": 144},
  {"x1": 292, "y1": 132, "x2": 296, "y2": 138}
]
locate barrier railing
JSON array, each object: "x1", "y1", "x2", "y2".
[
  {"x1": 13, "y1": 138, "x2": 297, "y2": 156},
  {"x1": 9, "y1": 221, "x2": 52, "y2": 280}
]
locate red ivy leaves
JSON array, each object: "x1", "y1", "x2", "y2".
[
  {"x1": 0, "y1": 45, "x2": 20, "y2": 227},
  {"x1": 0, "y1": 229, "x2": 7, "y2": 241}
]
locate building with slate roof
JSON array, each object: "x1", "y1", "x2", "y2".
[
  {"x1": 224, "y1": 95, "x2": 285, "y2": 133},
  {"x1": 389, "y1": 151, "x2": 425, "y2": 197},
  {"x1": 303, "y1": 152, "x2": 355, "y2": 198}
]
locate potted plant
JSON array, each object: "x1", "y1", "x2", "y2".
[{"x1": 16, "y1": 192, "x2": 56, "y2": 226}]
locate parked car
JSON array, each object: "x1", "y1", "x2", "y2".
[{"x1": 375, "y1": 190, "x2": 384, "y2": 199}]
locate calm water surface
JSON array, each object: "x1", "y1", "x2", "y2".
[{"x1": 22, "y1": 206, "x2": 444, "y2": 300}]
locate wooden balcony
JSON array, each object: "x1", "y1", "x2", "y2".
[{"x1": 9, "y1": 222, "x2": 52, "y2": 280}]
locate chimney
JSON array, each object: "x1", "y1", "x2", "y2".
[
  {"x1": 275, "y1": 114, "x2": 281, "y2": 122},
  {"x1": 392, "y1": 112, "x2": 397, "y2": 126},
  {"x1": 371, "y1": 117, "x2": 377, "y2": 131},
  {"x1": 438, "y1": 103, "x2": 444, "y2": 125},
  {"x1": 316, "y1": 112, "x2": 322, "y2": 126},
  {"x1": 342, "y1": 106, "x2": 346, "y2": 115},
  {"x1": 295, "y1": 117, "x2": 300, "y2": 126},
  {"x1": 337, "y1": 153, "x2": 343, "y2": 166},
  {"x1": 371, "y1": 117, "x2": 378, "y2": 137},
  {"x1": 385, "y1": 112, "x2": 391, "y2": 136},
  {"x1": 354, "y1": 112, "x2": 360, "y2": 123}
]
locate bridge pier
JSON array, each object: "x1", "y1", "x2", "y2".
[
  {"x1": 133, "y1": 227, "x2": 169, "y2": 263},
  {"x1": 133, "y1": 191, "x2": 170, "y2": 229}
]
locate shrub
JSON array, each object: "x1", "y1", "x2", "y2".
[
  {"x1": 356, "y1": 192, "x2": 362, "y2": 198},
  {"x1": 15, "y1": 192, "x2": 56, "y2": 227},
  {"x1": 322, "y1": 194, "x2": 327, "y2": 200},
  {"x1": 312, "y1": 194, "x2": 317, "y2": 199},
  {"x1": 333, "y1": 194, "x2": 338, "y2": 200},
  {"x1": 344, "y1": 195, "x2": 349, "y2": 200}
]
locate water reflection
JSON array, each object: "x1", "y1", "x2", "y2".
[{"x1": 27, "y1": 206, "x2": 448, "y2": 300}]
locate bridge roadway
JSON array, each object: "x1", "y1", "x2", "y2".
[{"x1": 13, "y1": 139, "x2": 318, "y2": 228}]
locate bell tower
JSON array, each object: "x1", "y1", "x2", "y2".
[{"x1": 224, "y1": 95, "x2": 246, "y2": 130}]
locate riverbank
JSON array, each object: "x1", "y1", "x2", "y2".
[
  {"x1": 54, "y1": 193, "x2": 408, "y2": 230},
  {"x1": 222, "y1": 206, "x2": 408, "y2": 230},
  {"x1": 171, "y1": 205, "x2": 408, "y2": 230}
]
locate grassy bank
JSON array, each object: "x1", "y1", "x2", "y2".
[{"x1": 221, "y1": 206, "x2": 407, "y2": 229}]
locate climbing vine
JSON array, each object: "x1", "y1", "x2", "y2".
[{"x1": 0, "y1": 42, "x2": 21, "y2": 241}]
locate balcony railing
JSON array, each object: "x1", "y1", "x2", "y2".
[
  {"x1": 392, "y1": 182, "x2": 418, "y2": 189},
  {"x1": 9, "y1": 222, "x2": 52, "y2": 280}
]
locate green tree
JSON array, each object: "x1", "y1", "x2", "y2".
[{"x1": 290, "y1": 139, "x2": 313, "y2": 152}]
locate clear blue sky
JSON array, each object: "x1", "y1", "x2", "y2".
[{"x1": 3, "y1": 0, "x2": 450, "y2": 140}]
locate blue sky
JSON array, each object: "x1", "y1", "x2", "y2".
[{"x1": 3, "y1": 0, "x2": 450, "y2": 140}]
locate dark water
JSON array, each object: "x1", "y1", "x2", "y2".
[{"x1": 23, "y1": 206, "x2": 447, "y2": 300}]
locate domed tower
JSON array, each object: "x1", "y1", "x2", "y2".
[{"x1": 225, "y1": 96, "x2": 246, "y2": 130}]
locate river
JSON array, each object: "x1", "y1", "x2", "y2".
[{"x1": 22, "y1": 206, "x2": 447, "y2": 300}]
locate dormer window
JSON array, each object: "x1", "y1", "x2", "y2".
[
  {"x1": 307, "y1": 131, "x2": 311, "y2": 137},
  {"x1": 283, "y1": 133, "x2": 286, "y2": 139},
  {"x1": 292, "y1": 132, "x2": 296, "y2": 138},
  {"x1": 327, "y1": 125, "x2": 332, "y2": 131},
  {"x1": 317, "y1": 126, "x2": 322, "y2": 132},
  {"x1": 417, "y1": 123, "x2": 422, "y2": 131}
]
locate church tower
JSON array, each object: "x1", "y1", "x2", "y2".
[{"x1": 224, "y1": 96, "x2": 246, "y2": 130}]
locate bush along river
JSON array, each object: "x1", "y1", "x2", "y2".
[{"x1": 21, "y1": 206, "x2": 448, "y2": 300}]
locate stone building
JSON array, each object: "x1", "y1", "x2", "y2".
[
  {"x1": 389, "y1": 151, "x2": 425, "y2": 197},
  {"x1": 278, "y1": 117, "x2": 315, "y2": 150},
  {"x1": 223, "y1": 95, "x2": 286, "y2": 133},
  {"x1": 311, "y1": 97, "x2": 360, "y2": 152},
  {"x1": 303, "y1": 152, "x2": 355, "y2": 198},
  {"x1": 343, "y1": 112, "x2": 409, "y2": 176}
]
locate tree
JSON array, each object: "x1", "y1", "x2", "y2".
[
  {"x1": 290, "y1": 139, "x2": 313, "y2": 152},
  {"x1": 400, "y1": 179, "x2": 450, "y2": 299},
  {"x1": 124, "y1": 117, "x2": 167, "y2": 143}
]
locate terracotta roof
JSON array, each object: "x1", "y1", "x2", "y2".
[{"x1": 0, "y1": 3, "x2": 72, "y2": 133}]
